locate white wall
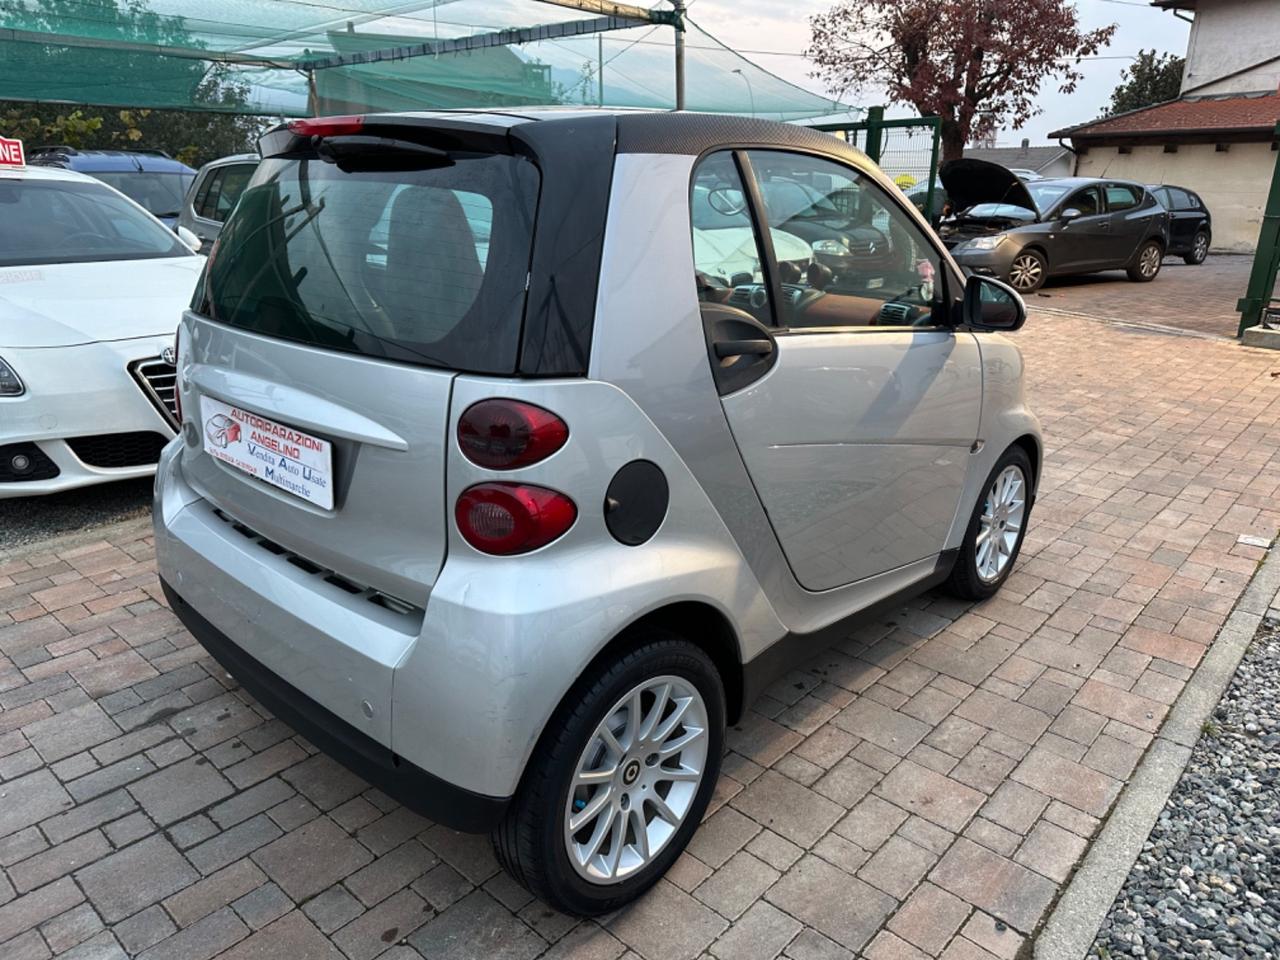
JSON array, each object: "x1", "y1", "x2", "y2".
[
  {"x1": 1038, "y1": 154, "x2": 1074, "y2": 179},
  {"x1": 1074, "y1": 142, "x2": 1274, "y2": 253},
  {"x1": 1182, "y1": 0, "x2": 1280, "y2": 95}
]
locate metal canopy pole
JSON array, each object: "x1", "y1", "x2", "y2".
[
  {"x1": 1236, "y1": 121, "x2": 1280, "y2": 335},
  {"x1": 673, "y1": 0, "x2": 686, "y2": 110}
]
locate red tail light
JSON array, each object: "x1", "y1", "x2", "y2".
[
  {"x1": 457, "y1": 399, "x2": 568, "y2": 470},
  {"x1": 287, "y1": 115, "x2": 365, "y2": 138},
  {"x1": 456, "y1": 483, "x2": 576, "y2": 555}
]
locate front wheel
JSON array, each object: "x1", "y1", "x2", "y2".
[
  {"x1": 945, "y1": 445, "x2": 1034, "y2": 601},
  {"x1": 1008, "y1": 249, "x2": 1047, "y2": 293},
  {"x1": 1127, "y1": 240, "x2": 1163, "y2": 282},
  {"x1": 1184, "y1": 231, "x2": 1209, "y2": 265},
  {"x1": 492, "y1": 632, "x2": 725, "y2": 915}
]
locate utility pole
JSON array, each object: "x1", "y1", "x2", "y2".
[
  {"x1": 598, "y1": 33, "x2": 604, "y2": 106},
  {"x1": 672, "y1": 0, "x2": 686, "y2": 110}
]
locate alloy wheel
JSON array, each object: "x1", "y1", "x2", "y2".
[
  {"x1": 1192, "y1": 234, "x2": 1209, "y2": 263},
  {"x1": 1009, "y1": 254, "x2": 1043, "y2": 291},
  {"x1": 1139, "y1": 243, "x2": 1162, "y2": 278},
  {"x1": 564, "y1": 676, "x2": 709, "y2": 884},
  {"x1": 976, "y1": 464, "x2": 1026, "y2": 582}
]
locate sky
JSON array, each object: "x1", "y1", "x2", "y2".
[{"x1": 681, "y1": 0, "x2": 1192, "y2": 143}]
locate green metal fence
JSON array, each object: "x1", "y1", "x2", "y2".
[{"x1": 807, "y1": 107, "x2": 943, "y2": 223}]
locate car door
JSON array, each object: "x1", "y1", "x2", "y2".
[
  {"x1": 188, "y1": 162, "x2": 256, "y2": 244},
  {"x1": 1168, "y1": 187, "x2": 1200, "y2": 252},
  {"x1": 1102, "y1": 184, "x2": 1150, "y2": 265},
  {"x1": 1053, "y1": 185, "x2": 1108, "y2": 271},
  {"x1": 693, "y1": 149, "x2": 982, "y2": 591}
]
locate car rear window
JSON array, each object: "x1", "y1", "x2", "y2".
[
  {"x1": 92, "y1": 171, "x2": 192, "y2": 219},
  {"x1": 201, "y1": 153, "x2": 539, "y2": 374}
]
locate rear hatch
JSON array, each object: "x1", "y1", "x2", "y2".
[{"x1": 177, "y1": 117, "x2": 540, "y2": 607}]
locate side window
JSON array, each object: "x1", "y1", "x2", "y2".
[
  {"x1": 1105, "y1": 185, "x2": 1140, "y2": 212},
  {"x1": 1067, "y1": 187, "x2": 1101, "y2": 217},
  {"x1": 744, "y1": 150, "x2": 945, "y2": 329},
  {"x1": 196, "y1": 169, "x2": 226, "y2": 220},
  {"x1": 191, "y1": 170, "x2": 215, "y2": 217},
  {"x1": 1152, "y1": 187, "x2": 1172, "y2": 209},
  {"x1": 690, "y1": 151, "x2": 773, "y2": 326},
  {"x1": 212, "y1": 165, "x2": 255, "y2": 222},
  {"x1": 1170, "y1": 188, "x2": 1195, "y2": 210}
]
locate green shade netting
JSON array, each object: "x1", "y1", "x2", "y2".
[{"x1": 0, "y1": 0, "x2": 854, "y2": 120}]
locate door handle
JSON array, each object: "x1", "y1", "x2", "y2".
[{"x1": 714, "y1": 339, "x2": 774, "y2": 359}]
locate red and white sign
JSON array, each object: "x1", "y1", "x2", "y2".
[
  {"x1": 0, "y1": 137, "x2": 25, "y2": 168},
  {"x1": 200, "y1": 395, "x2": 334, "y2": 509}
]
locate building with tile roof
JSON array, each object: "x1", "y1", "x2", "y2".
[{"x1": 1049, "y1": 1, "x2": 1280, "y2": 252}]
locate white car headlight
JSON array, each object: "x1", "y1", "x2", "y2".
[
  {"x1": 961, "y1": 234, "x2": 1006, "y2": 252},
  {"x1": 0, "y1": 357, "x2": 23, "y2": 397},
  {"x1": 812, "y1": 238, "x2": 850, "y2": 255}
]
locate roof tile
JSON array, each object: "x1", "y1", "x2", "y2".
[{"x1": 1052, "y1": 91, "x2": 1280, "y2": 139}]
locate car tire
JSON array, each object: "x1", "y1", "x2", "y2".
[
  {"x1": 944, "y1": 445, "x2": 1034, "y2": 601},
  {"x1": 1183, "y1": 231, "x2": 1209, "y2": 265},
  {"x1": 1127, "y1": 240, "x2": 1163, "y2": 282},
  {"x1": 1007, "y1": 249, "x2": 1047, "y2": 293},
  {"x1": 492, "y1": 631, "x2": 726, "y2": 916}
]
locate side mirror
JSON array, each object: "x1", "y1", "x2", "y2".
[
  {"x1": 176, "y1": 225, "x2": 203, "y2": 252},
  {"x1": 963, "y1": 274, "x2": 1026, "y2": 332},
  {"x1": 1060, "y1": 208, "x2": 1082, "y2": 223}
]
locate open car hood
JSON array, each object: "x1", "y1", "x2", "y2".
[{"x1": 939, "y1": 158, "x2": 1037, "y2": 215}]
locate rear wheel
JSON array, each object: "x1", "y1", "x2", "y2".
[
  {"x1": 945, "y1": 445, "x2": 1033, "y2": 601},
  {"x1": 1127, "y1": 240, "x2": 1163, "y2": 282},
  {"x1": 492, "y1": 632, "x2": 725, "y2": 916},
  {"x1": 1184, "y1": 231, "x2": 1209, "y2": 265},
  {"x1": 1008, "y1": 250, "x2": 1047, "y2": 293}
]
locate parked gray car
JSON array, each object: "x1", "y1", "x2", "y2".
[
  {"x1": 176, "y1": 153, "x2": 258, "y2": 247},
  {"x1": 155, "y1": 111, "x2": 1042, "y2": 914},
  {"x1": 939, "y1": 159, "x2": 1170, "y2": 293}
]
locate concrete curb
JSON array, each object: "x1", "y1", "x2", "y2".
[
  {"x1": 0, "y1": 515, "x2": 152, "y2": 563},
  {"x1": 1035, "y1": 546, "x2": 1280, "y2": 960}
]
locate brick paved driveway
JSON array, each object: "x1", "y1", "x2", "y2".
[
  {"x1": 2, "y1": 312, "x2": 1279, "y2": 960},
  {"x1": 1025, "y1": 254, "x2": 1257, "y2": 339}
]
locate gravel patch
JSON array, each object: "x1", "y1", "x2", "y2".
[
  {"x1": 0, "y1": 478, "x2": 152, "y2": 549},
  {"x1": 1091, "y1": 618, "x2": 1280, "y2": 959}
]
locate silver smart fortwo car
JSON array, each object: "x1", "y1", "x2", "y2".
[{"x1": 154, "y1": 111, "x2": 1041, "y2": 915}]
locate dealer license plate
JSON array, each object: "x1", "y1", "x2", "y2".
[{"x1": 200, "y1": 396, "x2": 334, "y2": 509}]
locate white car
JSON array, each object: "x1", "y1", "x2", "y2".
[{"x1": 0, "y1": 154, "x2": 205, "y2": 497}]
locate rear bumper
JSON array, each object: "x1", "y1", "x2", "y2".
[{"x1": 162, "y1": 577, "x2": 510, "y2": 832}]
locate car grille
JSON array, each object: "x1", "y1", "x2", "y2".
[
  {"x1": 130, "y1": 357, "x2": 179, "y2": 430},
  {"x1": 66, "y1": 432, "x2": 169, "y2": 469},
  {"x1": 0, "y1": 443, "x2": 59, "y2": 483}
]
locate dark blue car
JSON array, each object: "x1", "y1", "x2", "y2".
[{"x1": 27, "y1": 147, "x2": 196, "y2": 229}]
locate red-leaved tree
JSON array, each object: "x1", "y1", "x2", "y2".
[{"x1": 808, "y1": 0, "x2": 1116, "y2": 160}]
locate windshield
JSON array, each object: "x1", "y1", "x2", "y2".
[
  {"x1": 1025, "y1": 182, "x2": 1073, "y2": 213},
  {"x1": 0, "y1": 178, "x2": 192, "y2": 267},
  {"x1": 202, "y1": 153, "x2": 539, "y2": 374},
  {"x1": 91, "y1": 171, "x2": 192, "y2": 218},
  {"x1": 962, "y1": 203, "x2": 1036, "y2": 221}
]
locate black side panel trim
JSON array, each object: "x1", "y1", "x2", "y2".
[
  {"x1": 162, "y1": 579, "x2": 510, "y2": 833},
  {"x1": 739, "y1": 550, "x2": 959, "y2": 712},
  {"x1": 511, "y1": 116, "x2": 618, "y2": 377}
]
